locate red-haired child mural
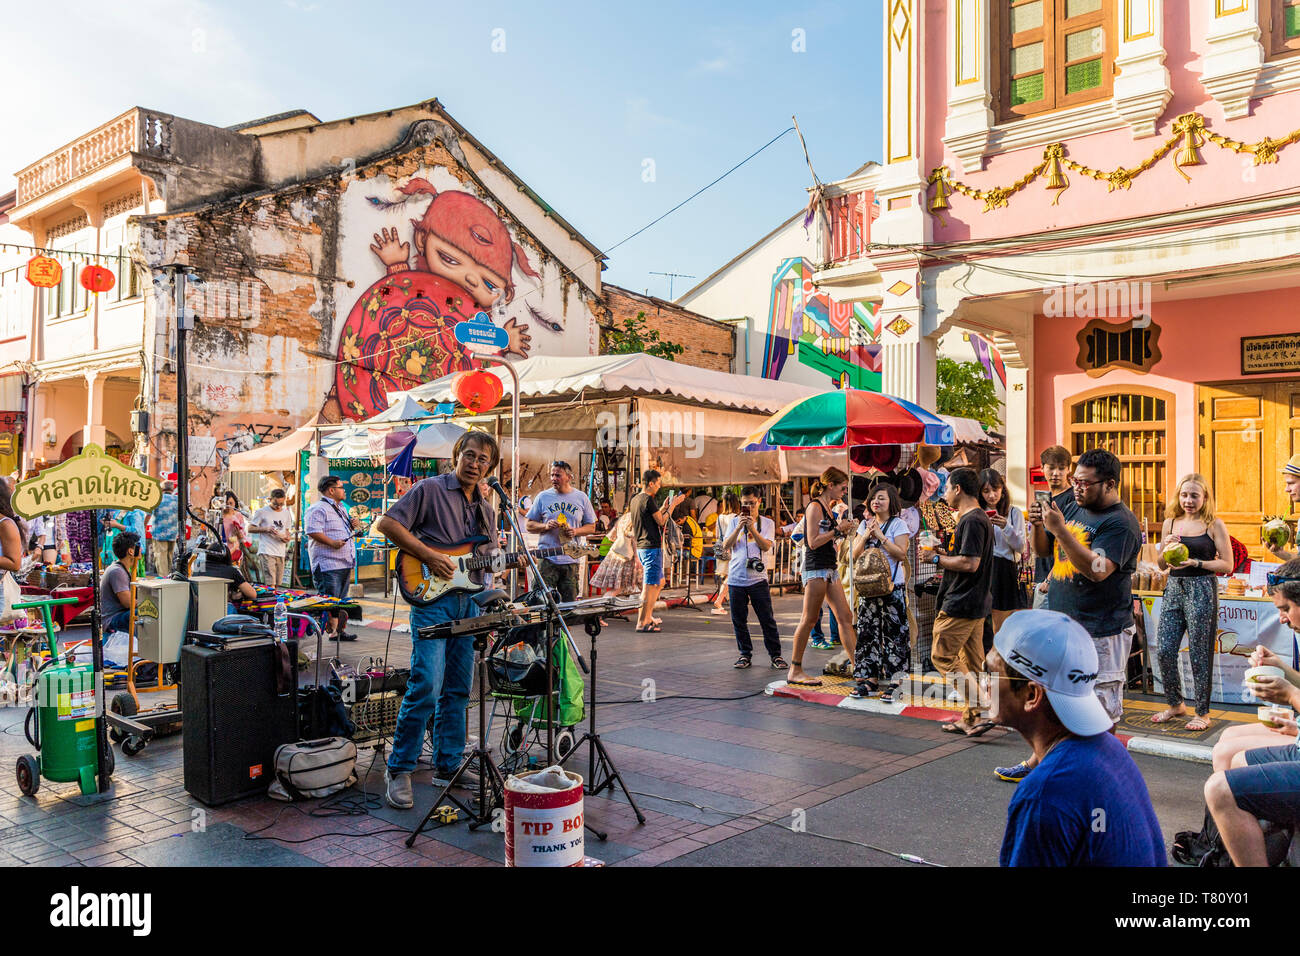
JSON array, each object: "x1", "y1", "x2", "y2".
[{"x1": 331, "y1": 177, "x2": 542, "y2": 421}]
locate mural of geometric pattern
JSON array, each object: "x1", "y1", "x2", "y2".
[{"x1": 763, "y1": 257, "x2": 882, "y2": 391}]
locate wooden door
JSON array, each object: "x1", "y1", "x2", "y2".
[{"x1": 1198, "y1": 381, "x2": 1300, "y2": 555}]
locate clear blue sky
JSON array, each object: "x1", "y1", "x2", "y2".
[{"x1": 2, "y1": 0, "x2": 883, "y2": 297}]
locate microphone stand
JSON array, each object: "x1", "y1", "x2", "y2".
[{"x1": 489, "y1": 479, "x2": 586, "y2": 768}]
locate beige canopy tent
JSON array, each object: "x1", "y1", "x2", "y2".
[{"x1": 390, "y1": 353, "x2": 823, "y2": 495}]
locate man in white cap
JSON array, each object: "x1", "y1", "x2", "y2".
[
  {"x1": 987, "y1": 609, "x2": 1166, "y2": 866},
  {"x1": 1265, "y1": 453, "x2": 1300, "y2": 562}
]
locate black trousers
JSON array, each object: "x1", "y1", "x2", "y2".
[{"x1": 729, "y1": 580, "x2": 783, "y2": 660}]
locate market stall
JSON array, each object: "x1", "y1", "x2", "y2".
[{"x1": 1142, "y1": 589, "x2": 1295, "y2": 705}]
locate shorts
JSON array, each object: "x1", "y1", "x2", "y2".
[
  {"x1": 802, "y1": 569, "x2": 838, "y2": 584},
  {"x1": 637, "y1": 548, "x2": 664, "y2": 587},
  {"x1": 313, "y1": 566, "x2": 352, "y2": 599},
  {"x1": 1226, "y1": 744, "x2": 1300, "y2": 825},
  {"x1": 1091, "y1": 624, "x2": 1135, "y2": 723}
]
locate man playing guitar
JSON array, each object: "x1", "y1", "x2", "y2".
[{"x1": 376, "y1": 431, "x2": 523, "y2": 809}]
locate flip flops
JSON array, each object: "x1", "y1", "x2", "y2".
[
  {"x1": 634, "y1": 623, "x2": 662, "y2": 633},
  {"x1": 786, "y1": 676, "x2": 824, "y2": 687}
]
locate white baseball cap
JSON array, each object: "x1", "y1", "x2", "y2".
[{"x1": 993, "y1": 610, "x2": 1113, "y2": 736}]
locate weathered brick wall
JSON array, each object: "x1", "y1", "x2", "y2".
[{"x1": 601, "y1": 285, "x2": 734, "y2": 372}]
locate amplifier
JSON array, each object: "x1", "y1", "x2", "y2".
[
  {"x1": 348, "y1": 690, "x2": 402, "y2": 747},
  {"x1": 181, "y1": 638, "x2": 298, "y2": 806}
]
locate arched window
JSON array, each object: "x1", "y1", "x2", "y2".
[{"x1": 1065, "y1": 386, "x2": 1173, "y2": 537}]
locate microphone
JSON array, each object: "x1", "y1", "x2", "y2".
[{"x1": 487, "y1": 477, "x2": 511, "y2": 502}]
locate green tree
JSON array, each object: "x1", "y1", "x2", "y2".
[
  {"x1": 602, "y1": 311, "x2": 685, "y2": 361},
  {"x1": 936, "y1": 357, "x2": 1001, "y2": 428}
]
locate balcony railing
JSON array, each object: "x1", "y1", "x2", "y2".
[
  {"x1": 826, "y1": 189, "x2": 875, "y2": 265},
  {"x1": 15, "y1": 109, "x2": 173, "y2": 207}
]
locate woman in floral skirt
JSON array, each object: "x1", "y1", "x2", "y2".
[{"x1": 849, "y1": 483, "x2": 912, "y2": 701}]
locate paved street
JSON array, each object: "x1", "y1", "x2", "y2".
[{"x1": 0, "y1": 591, "x2": 1210, "y2": 867}]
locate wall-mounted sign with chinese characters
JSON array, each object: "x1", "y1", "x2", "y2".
[{"x1": 1242, "y1": 333, "x2": 1300, "y2": 376}]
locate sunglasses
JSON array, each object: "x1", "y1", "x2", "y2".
[{"x1": 1267, "y1": 572, "x2": 1300, "y2": 588}]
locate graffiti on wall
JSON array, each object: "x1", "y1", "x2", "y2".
[
  {"x1": 763, "y1": 258, "x2": 882, "y2": 391},
  {"x1": 331, "y1": 172, "x2": 582, "y2": 421},
  {"x1": 214, "y1": 421, "x2": 294, "y2": 470}
]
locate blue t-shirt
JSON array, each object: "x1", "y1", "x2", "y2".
[
  {"x1": 1000, "y1": 733, "x2": 1166, "y2": 867},
  {"x1": 527, "y1": 489, "x2": 596, "y2": 566}
]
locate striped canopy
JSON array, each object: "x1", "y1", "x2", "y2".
[{"x1": 740, "y1": 389, "x2": 954, "y2": 451}]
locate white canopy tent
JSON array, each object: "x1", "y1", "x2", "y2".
[
  {"x1": 320, "y1": 421, "x2": 466, "y2": 460},
  {"x1": 391, "y1": 353, "x2": 822, "y2": 494}
]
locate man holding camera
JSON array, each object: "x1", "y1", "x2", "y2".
[{"x1": 720, "y1": 487, "x2": 786, "y2": 669}]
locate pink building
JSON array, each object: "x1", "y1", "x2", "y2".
[{"x1": 853, "y1": 0, "x2": 1300, "y2": 553}]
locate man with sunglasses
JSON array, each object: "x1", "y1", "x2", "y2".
[
  {"x1": 1028, "y1": 448, "x2": 1141, "y2": 731},
  {"x1": 526, "y1": 460, "x2": 597, "y2": 603},
  {"x1": 988, "y1": 610, "x2": 1165, "y2": 866},
  {"x1": 376, "y1": 431, "x2": 522, "y2": 809}
]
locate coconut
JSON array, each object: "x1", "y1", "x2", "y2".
[
  {"x1": 1163, "y1": 541, "x2": 1189, "y2": 567},
  {"x1": 1263, "y1": 518, "x2": 1292, "y2": 550}
]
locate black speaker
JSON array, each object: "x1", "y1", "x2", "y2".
[{"x1": 181, "y1": 638, "x2": 298, "y2": 806}]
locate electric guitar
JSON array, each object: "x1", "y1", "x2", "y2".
[{"x1": 395, "y1": 536, "x2": 599, "y2": 607}]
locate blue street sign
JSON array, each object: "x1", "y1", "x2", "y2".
[{"x1": 454, "y1": 312, "x2": 509, "y2": 351}]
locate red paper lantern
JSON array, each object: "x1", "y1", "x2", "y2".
[
  {"x1": 453, "y1": 369, "x2": 503, "y2": 412},
  {"x1": 79, "y1": 264, "x2": 115, "y2": 294},
  {"x1": 25, "y1": 256, "x2": 62, "y2": 288}
]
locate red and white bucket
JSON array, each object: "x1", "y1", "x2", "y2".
[{"x1": 504, "y1": 766, "x2": 585, "y2": 867}]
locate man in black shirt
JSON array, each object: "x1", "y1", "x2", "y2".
[
  {"x1": 628, "y1": 469, "x2": 683, "y2": 632},
  {"x1": 922, "y1": 467, "x2": 994, "y2": 736},
  {"x1": 1030, "y1": 447, "x2": 1141, "y2": 730}
]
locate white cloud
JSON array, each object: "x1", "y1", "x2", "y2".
[{"x1": 697, "y1": 57, "x2": 731, "y2": 73}]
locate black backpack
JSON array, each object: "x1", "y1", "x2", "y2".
[{"x1": 1172, "y1": 806, "x2": 1294, "y2": 867}]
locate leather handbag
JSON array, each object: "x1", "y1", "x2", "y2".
[{"x1": 851, "y1": 533, "x2": 894, "y2": 598}]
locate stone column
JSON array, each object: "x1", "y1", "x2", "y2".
[{"x1": 84, "y1": 371, "x2": 107, "y2": 449}]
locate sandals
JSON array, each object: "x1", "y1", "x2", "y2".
[
  {"x1": 879, "y1": 684, "x2": 899, "y2": 703},
  {"x1": 849, "y1": 680, "x2": 880, "y2": 699},
  {"x1": 770, "y1": 657, "x2": 788, "y2": 669},
  {"x1": 1151, "y1": 708, "x2": 1184, "y2": 725},
  {"x1": 942, "y1": 719, "x2": 997, "y2": 738},
  {"x1": 634, "y1": 623, "x2": 662, "y2": 633},
  {"x1": 1186, "y1": 715, "x2": 1211, "y2": 732},
  {"x1": 733, "y1": 656, "x2": 752, "y2": 669},
  {"x1": 786, "y1": 661, "x2": 823, "y2": 686}
]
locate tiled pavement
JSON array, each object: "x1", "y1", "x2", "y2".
[{"x1": 0, "y1": 591, "x2": 1201, "y2": 866}]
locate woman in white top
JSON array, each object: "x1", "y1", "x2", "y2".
[
  {"x1": 591, "y1": 510, "x2": 639, "y2": 595},
  {"x1": 848, "y1": 483, "x2": 912, "y2": 701},
  {"x1": 978, "y1": 468, "x2": 1027, "y2": 632}
]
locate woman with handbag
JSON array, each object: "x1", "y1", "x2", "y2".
[
  {"x1": 710, "y1": 493, "x2": 739, "y2": 614},
  {"x1": 849, "y1": 483, "x2": 912, "y2": 701},
  {"x1": 591, "y1": 510, "x2": 639, "y2": 596},
  {"x1": 786, "y1": 468, "x2": 858, "y2": 687}
]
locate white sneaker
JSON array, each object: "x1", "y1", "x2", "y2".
[{"x1": 385, "y1": 769, "x2": 413, "y2": 809}]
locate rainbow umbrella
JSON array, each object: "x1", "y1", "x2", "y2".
[{"x1": 740, "y1": 389, "x2": 954, "y2": 451}]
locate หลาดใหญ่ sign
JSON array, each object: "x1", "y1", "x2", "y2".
[{"x1": 12, "y1": 443, "x2": 162, "y2": 519}]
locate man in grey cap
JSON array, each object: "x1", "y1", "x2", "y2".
[{"x1": 987, "y1": 610, "x2": 1166, "y2": 866}]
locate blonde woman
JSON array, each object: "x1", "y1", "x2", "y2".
[
  {"x1": 1152, "y1": 474, "x2": 1232, "y2": 731},
  {"x1": 787, "y1": 468, "x2": 858, "y2": 687}
]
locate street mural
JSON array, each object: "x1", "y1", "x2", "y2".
[
  {"x1": 330, "y1": 170, "x2": 590, "y2": 421},
  {"x1": 763, "y1": 257, "x2": 882, "y2": 391}
]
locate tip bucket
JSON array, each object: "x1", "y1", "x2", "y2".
[{"x1": 504, "y1": 766, "x2": 584, "y2": 867}]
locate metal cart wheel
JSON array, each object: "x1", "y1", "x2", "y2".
[
  {"x1": 109, "y1": 692, "x2": 137, "y2": 743},
  {"x1": 121, "y1": 737, "x2": 146, "y2": 758}
]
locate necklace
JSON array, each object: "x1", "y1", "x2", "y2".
[{"x1": 1038, "y1": 731, "x2": 1072, "y2": 763}]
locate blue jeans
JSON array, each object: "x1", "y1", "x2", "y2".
[
  {"x1": 105, "y1": 609, "x2": 131, "y2": 633},
  {"x1": 810, "y1": 607, "x2": 840, "y2": 643},
  {"x1": 388, "y1": 592, "x2": 478, "y2": 775}
]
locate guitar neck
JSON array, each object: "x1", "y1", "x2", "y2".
[{"x1": 457, "y1": 545, "x2": 569, "y2": 571}]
